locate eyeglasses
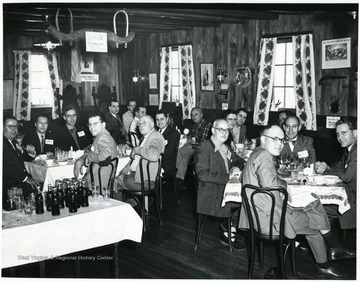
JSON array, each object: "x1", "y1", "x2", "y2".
[
  {"x1": 213, "y1": 127, "x2": 230, "y2": 134},
  {"x1": 262, "y1": 135, "x2": 285, "y2": 144},
  {"x1": 65, "y1": 114, "x2": 77, "y2": 118},
  {"x1": 5, "y1": 125, "x2": 18, "y2": 130}
]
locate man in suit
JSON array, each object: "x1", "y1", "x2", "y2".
[
  {"x1": 315, "y1": 117, "x2": 357, "y2": 231},
  {"x1": 105, "y1": 99, "x2": 127, "y2": 144},
  {"x1": 73, "y1": 112, "x2": 118, "y2": 190},
  {"x1": 195, "y1": 119, "x2": 246, "y2": 249},
  {"x1": 53, "y1": 104, "x2": 91, "y2": 151},
  {"x1": 117, "y1": 115, "x2": 165, "y2": 195},
  {"x1": 155, "y1": 110, "x2": 180, "y2": 178},
  {"x1": 176, "y1": 107, "x2": 212, "y2": 186},
  {"x1": 129, "y1": 105, "x2": 147, "y2": 147},
  {"x1": 280, "y1": 115, "x2": 317, "y2": 164},
  {"x1": 239, "y1": 124, "x2": 353, "y2": 278},
  {"x1": 122, "y1": 99, "x2": 137, "y2": 135},
  {"x1": 3, "y1": 116, "x2": 40, "y2": 207},
  {"x1": 22, "y1": 114, "x2": 55, "y2": 156},
  {"x1": 232, "y1": 108, "x2": 247, "y2": 144},
  {"x1": 223, "y1": 109, "x2": 237, "y2": 149}
]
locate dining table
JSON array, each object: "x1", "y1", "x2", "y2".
[
  {"x1": 2, "y1": 197, "x2": 143, "y2": 277},
  {"x1": 24, "y1": 155, "x2": 131, "y2": 191}
]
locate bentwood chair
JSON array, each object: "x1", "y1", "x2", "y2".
[
  {"x1": 241, "y1": 184, "x2": 297, "y2": 279},
  {"x1": 90, "y1": 156, "x2": 119, "y2": 198},
  {"x1": 122, "y1": 156, "x2": 163, "y2": 232},
  {"x1": 193, "y1": 166, "x2": 233, "y2": 252}
]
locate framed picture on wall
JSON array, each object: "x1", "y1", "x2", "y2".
[
  {"x1": 322, "y1": 37, "x2": 351, "y2": 69},
  {"x1": 200, "y1": 63, "x2": 214, "y2": 91}
]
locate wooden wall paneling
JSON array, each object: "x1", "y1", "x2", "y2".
[
  {"x1": 233, "y1": 23, "x2": 244, "y2": 109},
  {"x1": 249, "y1": 19, "x2": 260, "y2": 111},
  {"x1": 214, "y1": 24, "x2": 226, "y2": 110},
  {"x1": 348, "y1": 18, "x2": 358, "y2": 116}
]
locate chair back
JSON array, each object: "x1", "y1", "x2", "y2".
[
  {"x1": 130, "y1": 132, "x2": 139, "y2": 147},
  {"x1": 241, "y1": 184, "x2": 288, "y2": 241},
  {"x1": 139, "y1": 155, "x2": 162, "y2": 193},
  {"x1": 90, "y1": 157, "x2": 119, "y2": 198}
]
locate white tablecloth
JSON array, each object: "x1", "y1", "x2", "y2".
[
  {"x1": 2, "y1": 199, "x2": 143, "y2": 268},
  {"x1": 24, "y1": 160, "x2": 75, "y2": 191}
]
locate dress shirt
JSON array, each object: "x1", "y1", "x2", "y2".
[
  {"x1": 37, "y1": 132, "x2": 45, "y2": 154},
  {"x1": 288, "y1": 137, "x2": 297, "y2": 152},
  {"x1": 211, "y1": 135, "x2": 229, "y2": 173},
  {"x1": 69, "y1": 127, "x2": 80, "y2": 150},
  {"x1": 192, "y1": 119, "x2": 212, "y2": 145},
  {"x1": 159, "y1": 125, "x2": 168, "y2": 135}
]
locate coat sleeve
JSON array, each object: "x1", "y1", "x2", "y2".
[
  {"x1": 194, "y1": 142, "x2": 229, "y2": 185},
  {"x1": 325, "y1": 152, "x2": 357, "y2": 184},
  {"x1": 138, "y1": 135, "x2": 165, "y2": 162},
  {"x1": 85, "y1": 135, "x2": 114, "y2": 163},
  {"x1": 305, "y1": 136, "x2": 317, "y2": 163}
]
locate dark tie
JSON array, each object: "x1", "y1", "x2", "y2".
[
  {"x1": 40, "y1": 135, "x2": 45, "y2": 153},
  {"x1": 11, "y1": 140, "x2": 20, "y2": 157},
  {"x1": 139, "y1": 137, "x2": 144, "y2": 146},
  {"x1": 291, "y1": 140, "x2": 296, "y2": 146},
  {"x1": 159, "y1": 129, "x2": 163, "y2": 134},
  {"x1": 343, "y1": 149, "x2": 349, "y2": 169}
]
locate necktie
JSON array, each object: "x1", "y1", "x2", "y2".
[
  {"x1": 11, "y1": 140, "x2": 20, "y2": 157},
  {"x1": 40, "y1": 135, "x2": 45, "y2": 153},
  {"x1": 159, "y1": 129, "x2": 162, "y2": 134},
  {"x1": 291, "y1": 140, "x2": 296, "y2": 146},
  {"x1": 343, "y1": 149, "x2": 349, "y2": 169}
]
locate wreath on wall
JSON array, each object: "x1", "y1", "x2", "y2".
[{"x1": 234, "y1": 65, "x2": 252, "y2": 88}]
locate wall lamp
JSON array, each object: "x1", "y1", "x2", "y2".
[
  {"x1": 217, "y1": 64, "x2": 228, "y2": 83},
  {"x1": 132, "y1": 69, "x2": 145, "y2": 83},
  {"x1": 33, "y1": 15, "x2": 61, "y2": 51}
]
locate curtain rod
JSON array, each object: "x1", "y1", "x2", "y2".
[
  {"x1": 160, "y1": 42, "x2": 192, "y2": 48},
  {"x1": 262, "y1": 30, "x2": 313, "y2": 39}
]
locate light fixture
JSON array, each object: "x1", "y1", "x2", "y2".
[
  {"x1": 33, "y1": 15, "x2": 61, "y2": 51},
  {"x1": 217, "y1": 64, "x2": 228, "y2": 83},
  {"x1": 132, "y1": 69, "x2": 142, "y2": 83},
  {"x1": 347, "y1": 11, "x2": 357, "y2": 20}
]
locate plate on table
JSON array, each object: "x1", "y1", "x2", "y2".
[
  {"x1": 56, "y1": 161, "x2": 69, "y2": 166},
  {"x1": 322, "y1": 175, "x2": 342, "y2": 185}
]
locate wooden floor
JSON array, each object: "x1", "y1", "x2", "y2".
[{"x1": 2, "y1": 181, "x2": 356, "y2": 279}]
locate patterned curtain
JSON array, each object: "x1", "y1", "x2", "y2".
[
  {"x1": 292, "y1": 34, "x2": 317, "y2": 130},
  {"x1": 178, "y1": 45, "x2": 196, "y2": 119},
  {"x1": 13, "y1": 50, "x2": 32, "y2": 121},
  {"x1": 159, "y1": 47, "x2": 171, "y2": 107},
  {"x1": 46, "y1": 52, "x2": 61, "y2": 119},
  {"x1": 253, "y1": 38, "x2": 277, "y2": 126}
]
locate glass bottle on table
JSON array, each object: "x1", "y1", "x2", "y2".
[
  {"x1": 51, "y1": 187, "x2": 61, "y2": 216},
  {"x1": 68, "y1": 184, "x2": 78, "y2": 213},
  {"x1": 56, "y1": 182, "x2": 65, "y2": 208},
  {"x1": 35, "y1": 186, "x2": 44, "y2": 214},
  {"x1": 46, "y1": 184, "x2": 53, "y2": 211}
]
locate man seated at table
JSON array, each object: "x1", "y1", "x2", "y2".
[
  {"x1": 277, "y1": 110, "x2": 290, "y2": 128},
  {"x1": 176, "y1": 107, "x2": 212, "y2": 188},
  {"x1": 3, "y1": 116, "x2": 40, "y2": 207},
  {"x1": 116, "y1": 115, "x2": 165, "y2": 198},
  {"x1": 122, "y1": 99, "x2": 137, "y2": 135},
  {"x1": 73, "y1": 112, "x2": 118, "y2": 190},
  {"x1": 315, "y1": 117, "x2": 357, "y2": 233},
  {"x1": 129, "y1": 105, "x2": 147, "y2": 147},
  {"x1": 223, "y1": 109, "x2": 237, "y2": 150},
  {"x1": 22, "y1": 113, "x2": 55, "y2": 156},
  {"x1": 232, "y1": 108, "x2": 247, "y2": 144},
  {"x1": 105, "y1": 99, "x2": 128, "y2": 145},
  {"x1": 155, "y1": 110, "x2": 180, "y2": 179},
  {"x1": 53, "y1": 104, "x2": 91, "y2": 151},
  {"x1": 239, "y1": 124, "x2": 353, "y2": 278},
  {"x1": 280, "y1": 115, "x2": 316, "y2": 164},
  {"x1": 195, "y1": 119, "x2": 246, "y2": 249}
]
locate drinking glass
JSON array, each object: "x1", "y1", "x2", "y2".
[
  {"x1": 24, "y1": 200, "x2": 34, "y2": 215},
  {"x1": 15, "y1": 196, "x2": 24, "y2": 213},
  {"x1": 91, "y1": 184, "x2": 100, "y2": 202},
  {"x1": 291, "y1": 169, "x2": 299, "y2": 182},
  {"x1": 103, "y1": 187, "x2": 110, "y2": 202}
]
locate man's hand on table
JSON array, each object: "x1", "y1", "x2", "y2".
[
  {"x1": 24, "y1": 144, "x2": 36, "y2": 157},
  {"x1": 25, "y1": 177, "x2": 40, "y2": 188},
  {"x1": 314, "y1": 161, "x2": 329, "y2": 174}
]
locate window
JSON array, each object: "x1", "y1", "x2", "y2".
[
  {"x1": 170, "y1": 49, "x2": 181, "y2": 102},
  {"x1": 272, "y1": 40, "x2": 295, "y2": 110},
  {"x1": 30, "y1": 54, "x2": 53, "y2": 107}
]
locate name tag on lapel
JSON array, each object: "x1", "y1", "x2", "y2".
[
  {"x1": 77, "y1": 131, "x2": 85, "y2": 137},
  {"x1": 45, "y1": 139, "x2": 54, "y2": 145},
  {"x1": 297, "y1": 150, "x2": 309, "y2": 158},
  {"x1": 227, "y1": 150, "x2": 232, "y2": 160},
  {"x1": 91, "y1": 145, "x2": 95, "y2": 152}
]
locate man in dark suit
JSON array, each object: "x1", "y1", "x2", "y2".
[
  {"x1": 155, "y1": 110, "x2": 180, "y2": 178},
  {"x1": 104, "y1": 99, "x2": 127, "y2": 144},
  {"x1": 195, "y1": 119, "x2": 245, "y2": 249},
  {"x1": 52, "y1": 104, "x2": 91, "y2": 151},
  {"x1": 315, "y1": 117, "x2": 357, "y2": 231},
  {"x1": 22, "y1": 114, "x2": 55, "y2": 155},
  {"x1": 3, "y1": 116, "x2": 40, "y2": 208},
  {"x1": 280, "y1": 115, "x2": 317, "y2": 164},
  {"x1": 232, "y1": 108, "x2": 247, "y2": 144}
]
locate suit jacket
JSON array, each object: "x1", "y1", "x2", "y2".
[
  {"x1": 122, "y1": 110, "x2": 133, "y2": 134},
  {"x1": 104, "y1": 112, "x2": 127, "y2": 144},
  {"x1": 3, "y1": 136, "x2": 35, "y2": 206},
  {"x1": 53, "y1": 124, "x2": 91, "y2": 151},
  {"x1": 280, "y1": 134, "x2": 316, "y2": 163},
  {"x1": 233, "y1": 124, "x2": 247, "y2": 144},
  {"x1": 194, "y1": 138, "x2": 245, "y2": 217},
  {"x1": 22, "y1": 130, "x2": 55, "y2": 155},
  {"x1": 161, "y1": 126, "x2": 180, "y2": 176},
  {"x1": 81, "y1": 130, "x2": 118, "y2": 188},
  {"x1": 324, "y1": 141, "x2": 357, "y2": 229},
  {"x1": 239, "y1": 147, "x2": 329, "y2": 238},
  {"x1": 132, "y1": 130, "x2": 165, "y2": 183}
]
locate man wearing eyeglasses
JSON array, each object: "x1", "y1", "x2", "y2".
[
  {"x1": 280, "y1": 115, "x2": 316, "y2": 164},
  {"x1": 239, "y1": 124, "x2": 350, "y2": 278},
  {"x1": 53, "y1": 104, "x2": 91, "y2": 151},
  {"x1": 73, "y1": 112, "x2": 118, "y2": 190},
  {"x1": 3, "y1": 115, "x2": 40, "y2": 209},
  {"x1": 195, "y1": 119, "x2": 246, "y2": 250}
]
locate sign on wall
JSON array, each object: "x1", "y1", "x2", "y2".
[
  {"x1": 81, "y1": 74, "x2": 99, "y2": 82},
  {"x1": 85, "y1": 31, "x2": 108, "y2": 53},
  {"x1": 322, "y1": 37, "x2": 351, "y2": 69}
]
